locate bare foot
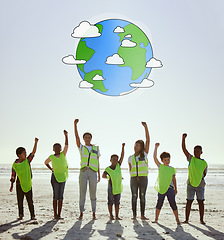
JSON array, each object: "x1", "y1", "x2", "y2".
[
  {"x1": 92, "y1": 213, "x2": 97, "y2": 220},
  {"x1": 110, "y1": 215, "x2": 115, "y2": 220},
  {"x1": 176, "y1": 220, "x2": 181, "y2": 225},
  {"x1": 78, "y1": 213, "x2": 83, "y2": 220},
  {"x1": 141, "y1": 216, "x2": 149, "y2": 220},
  {"x1": 115, "y1": 217, "x2": 122, "y2": 220},
  {"x1": 181, "y1": 220, "x2": 189, "y2": 224},
  {"x1": 57, "y1": 216, "x2": 64, "y2": 220},
  {"x1": 131, "y1": 216, "x2": 137, "y2": 220},
  {"x1": 152, "y1": 220, "x2": 158, "y2": 223},
  {"x1": 200, "y1": 220, "x2": 206, "y2": 225},
  {"x1": 31, "y1": 217, "x2": 37, "y2": 220},
  {"x1": 18, "y1": 216, "x2": 23, "y2": 220}
]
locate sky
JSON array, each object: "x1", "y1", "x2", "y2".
[{"x1": 0, "y1": 0, "x2": 224, "y2": 169}]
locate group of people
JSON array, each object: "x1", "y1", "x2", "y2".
[{"x1": 10, "y1": 120, "x2": 208, "y2": 225}]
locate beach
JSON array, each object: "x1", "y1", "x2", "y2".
[{"x1": 0, "y1": 169, "x2": 224, "y2": 240}]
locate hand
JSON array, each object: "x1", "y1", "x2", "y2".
[
  {"x1": 174, "y1": 189, "x2": 178, "y2": 195},
  {"x1": 141, "y1": 122, "x2": 147, "y2": 127},
  {"x1": 122, "y1": 143, "x2": 125, "y2": 147},
  {"x1": 74, "y1": 119, "x2": 79, "y2": 125},
  {"x1": 35, "y1": 138, "x2": 39, "y2": 143},
  {"x1": 97, "y1": 175, "x2": 101, "y2": 183},
  {"x1": 182, "y1": 133, "x2": 187, "y2": 139},
  {"x1": 9, "y1": 186, "x2": 13, "y2": 192},
  {"x1": 64, "y1": 130, "x2": 68, "y2": 135},
  {"x1": 155, "y1": 143, "x2": 160, "y2": 148}
]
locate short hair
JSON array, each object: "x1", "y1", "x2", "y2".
[
  {"x1": 53, "y1": 143, "x2": 61, "y2": 148},
  {"x1": 16, "y1": 147, "x2": 26, "y2": 157},
  {"x1": 83, "y1": 132, "x2": 92, "y2": 139},
  {"x1": 194, "y1": 145, "x2": 202, "y2": 151},
  {"x1": 160, "y1": 152, "x2": 170, "y2": 160},
  {"x1": 111, "y1": 154, "x2": 119, "y2": 160}
]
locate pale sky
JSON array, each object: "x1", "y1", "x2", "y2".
[{"x1": 0, "y1": 0, "x2": 224, "y2": 169}]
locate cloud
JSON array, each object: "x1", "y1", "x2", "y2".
[
  {"x1": 130, "y1": 79, "x2": 154, "y2": 88},
  {"x1": 146, "y1": 57, "x2": 163, "y2": 68},
  {"x1": 71, "y1": 21, "x2": 101, "y2": 38},
  {"x1": 62, "y1": 55, "x2": 86, "y2": 65},
  {"x1": 79, "y1": 81, "x2": 94, "y2": 88},
  {"x1": 92, "y1": 74, "x2": 105, "y2": 81},
  {"x1": 105, "y1": 53, "x2": 124, "y2": 65},
  {"x1": 125, "y1": 34, "x2": 132, "y2": 38},
  {"x1": 113, "y1": 26, "x2": 124, "y2": 33},
  {"x1": 121, "y1": 39, "x2": 137, "y2": 47}
]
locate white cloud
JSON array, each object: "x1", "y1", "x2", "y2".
[
  {"x1": 71, "y1": 21, "x2": 101, "y2": 38},
  {"x1": 92, "y1": 74, "x2": 105, "y2": 81},
  {"x1": 130, "y1": 79, "x2": 154, "y2": 88},
  {"x1": 146, "y1": 57, "x2": 163, "y2": 68},
  {"x1": 62, "y1": 55, "x2": 86, "y2": 65},
  {"x1": 113, "y1": 26, "x2": 124, "y2": 33},
  {"x1": 79, "y1": 81, "x2": 94, "y2": 88},
  {"x1": 125, "y1": 34, "x2": 132, "y2": 38},
  {"x1": 121, "y1": 39, "x2": 137, "y2": 47},
  {"x1": 105, "y1": 53, "x2": 124, "y2": 65}
]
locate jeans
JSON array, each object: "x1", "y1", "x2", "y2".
[
  {"x1": 108, "y1": 183, "x2": 121, "y2": 206},
  {"x1": 156, "y1": 187, "x2": 177, "y2": 211},
  {"x1": 130, "y1": 176, "x2": 148, "y2": 216},
  {"x1": 79, "y1": 167, "x2": 97, "y2": 212},
  {"x1": 16, "y1": 184, "x2": 35, "y2": 218},
  {"x1": 51, "y1": 173, "x2": 66, "y2": 201},
  {"x1": 187, "y1": 183, "x2": 205, "y2": 201}
]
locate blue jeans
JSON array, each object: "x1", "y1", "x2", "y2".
[
  {"x1": 156, "y1": 187, "x2": 177, "y2": 211},
  {"x1": 51, "y1": 173, "x2": 66, "y2": 201},
  {"x1": 130, "y1": 176, "x2": 148, "y2": 216},
  {"x1": 108, "y1": 183, "x2": 121, "y2": 206}
]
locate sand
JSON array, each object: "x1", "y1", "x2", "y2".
[{"x1": 0, "y1": 175, "x2": 224, "y2": 240}]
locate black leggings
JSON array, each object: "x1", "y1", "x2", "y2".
[{"x1": 16, "y1": 184, "x2": 35, "y2": 218}]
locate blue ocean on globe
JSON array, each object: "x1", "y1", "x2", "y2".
[{"x1": 76, "y1": 19, "x2": 153, "y2": 96}]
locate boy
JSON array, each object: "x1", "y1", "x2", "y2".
[
  {"x1": 74, "y1": 119, "x2": 101, "y2": 220},
  {"x1": 45, "y1": 130, "x2": 68, "y2": 220},
  {"x1": 9, "y1": 137, "x2": 39, "y2": 220},
  {"x1": 153, "y1": 143, "x2": 180, "y2": 224},
  {"x1": 182, "y1": 133, "x2": 208, "y2": 224},
  {"x1": 102, "y1": 143, "x2": 125, "y2": 220}
]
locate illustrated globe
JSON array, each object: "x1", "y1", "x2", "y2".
[{"x1": 76, "y1": 19, "x2": 153, "y2": 96}]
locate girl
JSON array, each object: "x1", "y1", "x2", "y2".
[
  {"x1": 74, "y1": 119, "x2": 101, "y2": 220},
  {"x1": 45, "y1": 130, "x2": 68, "y2": 220},
  {"x1": 128, "y1": 122, "x2": 150, "y2": 220}
]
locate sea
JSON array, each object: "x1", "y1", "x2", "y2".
[{"x1": 1, "y1": 164, "x2": 224, "y2": 189}]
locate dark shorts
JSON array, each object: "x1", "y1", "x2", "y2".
[
  {"x1": 51, "y1": 173, "x2": 66, "y2": 201},
  {"x1": 107, "y1": 183, "x2": 121, "y2": 206},
  {"x1": 156, "y1": 187, "x2": 177, "y2": 211}
]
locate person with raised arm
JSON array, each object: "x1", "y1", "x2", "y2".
[
  {"x1": 10, "y1": 137, "x2": 39, "y2": 220},
  {"x1": 152, "y1": 143, "x2": 180, "y2": 224},
  {"x1": 45, "y1": 130, "x2": 69, "y2": 220},
  {"x1": 128, "y1": 122, "x2": 150, "y2": 220},
  {"x1": 182, "y1": 133, "x2": 208, "y2": 225},
  {"x1": 74, "y1": 119, "x2": 101, "y2": 220},
  {"x1": 102, "y1": 143, "x2": 125, "y2": 220}
]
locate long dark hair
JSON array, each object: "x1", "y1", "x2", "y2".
[{"x1": 135, "y1": 140, "x2": 145, "y2": 158}]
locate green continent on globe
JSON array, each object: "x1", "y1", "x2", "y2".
[
  {"x1": 84, "y1": 70, "x2": 108, "y2": 93},
  {"x1": 76, "y1": 40, "x2": 95, "y2": 73},
  {"x1": 118, "y1": 24, "x2": 149, "y2": 80}
]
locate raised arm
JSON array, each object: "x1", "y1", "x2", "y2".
[
  {"x1": 142, "y1": 122, "x2": 150, "y2": 154},
  {"x1": 74, "y1": 119, "x2": 81, "y2": 148},
  {"x1": 153, "y1": 143, "x2": 161, "y2": 167},
  {"x1": 118, "y1": 143, "x2": 125, "y2": 165},
  {"x1": 31, "y1": 138, "x2": 39, "y2": 155},
  {"x1": 63, "y1": 130, "x2": 68, "y2": 156},
  {"x1": 182, "y1": 133, "x2": 190, "y2": 158}
]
